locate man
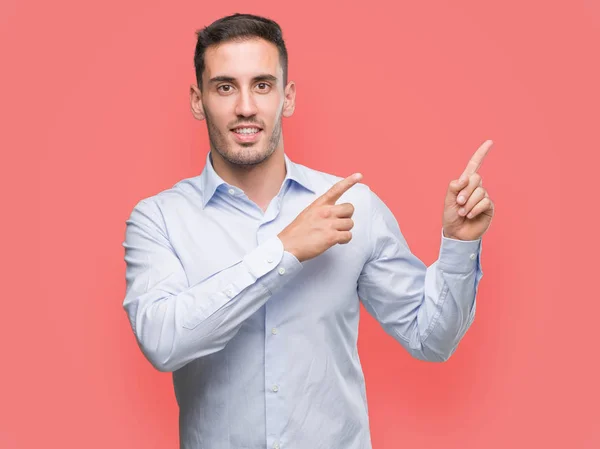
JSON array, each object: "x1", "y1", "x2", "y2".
[{"x1": 122, "y1": 12, "x2": 494, "y2": 449}]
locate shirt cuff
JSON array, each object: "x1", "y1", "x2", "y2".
[
  {"x1": 242, "y1": 235, "x2": 303, "y2": 295},
  {"x1": 438, "y1": 227, "x2": 482, "y2": 273},
  {"x1": 185, "y1": 237, "x2": 301, "y2": 326},
  {"x1": 243, "y1": 235, "x2": 286, "y2": 278}
]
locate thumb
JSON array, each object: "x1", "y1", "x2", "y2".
[{"x1": 445, "y1": 176, "x2": 469, "y2": 206}]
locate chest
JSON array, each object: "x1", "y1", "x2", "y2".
[{"x1": 167, "y1": 197, "x2": 370, "y2": 321}]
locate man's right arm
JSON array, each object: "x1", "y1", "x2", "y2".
[{"x1": 122, "y1": 199, "x2": 303, "y2": 373}]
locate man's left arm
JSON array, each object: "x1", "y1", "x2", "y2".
[
  {"x1": 357, "y1": 192, "x2": 483, "y2": 362},
  {"x1": 357, "y1": 140, "x2": 494, "y2": 362}
]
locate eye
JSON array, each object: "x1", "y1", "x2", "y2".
[
  {"x1": 217, "y1": 84, "x2": 234, "y2": 93},
  {"x1": 256, "y1": 82, "x2": 271, "y2": 92}
]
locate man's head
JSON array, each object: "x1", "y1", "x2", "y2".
[{"x1": 190, "y1": 13, "x2": 296, "y2": 167}]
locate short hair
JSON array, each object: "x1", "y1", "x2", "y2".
[{"x1": 194, "y1": 13, "x2": 289, "y2": 90}]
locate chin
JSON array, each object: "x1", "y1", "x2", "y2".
[{"x1": 223, "y1": 146, "x2": 273, "y2": 166}]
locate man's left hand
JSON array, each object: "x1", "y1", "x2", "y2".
[{"x1": 442, "y1": 140, "x2": 495, "y2": 241}]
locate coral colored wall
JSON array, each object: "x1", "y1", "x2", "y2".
[{"x1": 1, "y1": 0, "x2": 598, "y2": 448}]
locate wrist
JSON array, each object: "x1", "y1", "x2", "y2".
[
  {"x1": 277, "y1": 234, "x2": 303, "y2": 262},
  {"x1": 443, "y1": 229, "x2": 461, "y2": 240}
]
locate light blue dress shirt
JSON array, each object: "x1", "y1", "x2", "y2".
[{"x1": 122, "y1": 151, "x2": 483, "y2": 449}]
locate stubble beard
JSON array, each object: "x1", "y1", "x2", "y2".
[{"x1": 205, "y1": 106, "x2": 283, "y2": 168}]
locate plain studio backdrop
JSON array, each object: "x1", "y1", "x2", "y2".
[{"x1": 1, "y1": 0, "x2": 598, "y2": 448}]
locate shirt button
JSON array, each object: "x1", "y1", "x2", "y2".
[
  {"x1": 469, "y1": 253, "x2": 476, "y2": 260},
  {"x1": 271, "y1": 327, "x2": 278, "y2": 335},
  {"x1": 273, "y1": 443, "x2": 280, "y2": 449},
  {"x1": 225, "y1": 289, "x2": 234, "y2": 298},
  {"x1": 267, "y1": 258, "x2": 274, "y2": 263},
  {"x1": 272, "y1": 384, "x2": 279, "y2": 392},
  {"x1": 278, "y1": 267, "x2": 286, "y2": 275},
  {"x1": 228, "y1": 188, "x2": 235, "y2": 195}
]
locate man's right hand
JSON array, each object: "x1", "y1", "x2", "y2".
[{"x1": 277, "y1": 173, "x2": 363, "y2": 263}]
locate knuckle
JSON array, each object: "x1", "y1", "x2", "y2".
[
  {"x1": 338, "y1": 203, "x2": 353, "y2": 217},
  {"x1": 319, "y1": 207, "x2": 331, "y2": 219}
]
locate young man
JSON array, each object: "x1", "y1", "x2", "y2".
[{"x1": 122, "y1": 13, "x2": 494, "y2": 449}]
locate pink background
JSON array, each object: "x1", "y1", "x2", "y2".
[{"x1": 1, "y1": 0, "x2": 598, "y2": 447}]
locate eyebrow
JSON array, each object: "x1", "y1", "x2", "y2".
[{"x1": 208, "y1": 74, "x2": 278, "y2": 85}]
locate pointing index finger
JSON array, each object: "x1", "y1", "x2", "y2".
[
  {"x1": 461, "y1": 140, "x2": 493, "y2": 179},
  {"x1": 319, "y1": 173, "x2": 363, "y2": 205}
]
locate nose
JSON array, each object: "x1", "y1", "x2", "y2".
[{"x1": 234, "y1": 87, "x2": 258, "y2": 117}]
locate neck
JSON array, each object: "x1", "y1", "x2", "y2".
[{"x1": 210, "y1": 147, "x2": 287, "y2": 212}]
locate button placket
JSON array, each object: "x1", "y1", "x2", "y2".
[
  {"x1": 261, "y1": 222, "x2": 288, "y2": 449},
  {"x1": 265, "y1": 278, "x2": 284, "y2": 449}
]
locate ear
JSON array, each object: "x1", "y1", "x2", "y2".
[
  {"x1": 190, "y1": 84, "x2": 205, "y2": 121},
  {"x1": 282, "y1": 81, "x2": 296, "y2": 118}
]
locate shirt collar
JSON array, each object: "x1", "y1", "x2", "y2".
[{"x1": 200, "y1": 151, "x2": 315, "y2": 208}]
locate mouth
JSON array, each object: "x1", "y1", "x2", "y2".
[{"x1": 230, "y1": 126, "x2": 263, "y2": 143}]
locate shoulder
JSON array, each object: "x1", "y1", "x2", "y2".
[
  {"x1": 299, "y1": 163, "x2": 400, "y2": 234},
  {"x1": 298, "y1": 163, "x2": 375, "y2": 208},
  {"x1": 127, "y1": 175, "x2": 203, "y2": 223}
]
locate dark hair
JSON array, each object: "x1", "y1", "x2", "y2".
[{"x1": 194, "y1": 13, "x2": 288, "y2": 90}]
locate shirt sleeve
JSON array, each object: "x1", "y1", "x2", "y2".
[
  {"x1": 122, "y1": 199, "x2": 303, "y2": 372},
  {"x1": 357, "y1": 189, "x2": 484, "y2": 362}
]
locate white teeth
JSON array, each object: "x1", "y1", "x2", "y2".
[{"x1": 234, "y1": 127, "x2": 260, "y2": 134}]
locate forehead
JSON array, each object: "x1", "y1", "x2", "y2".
[
  {"x1": 203, "y1": 38, "x2": 283, "y2": 82},
  {"x1": 203, "y1": 38, "x2": 283, "y2": 79}
]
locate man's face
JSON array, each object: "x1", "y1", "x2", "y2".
[{"x1": 191, "y1": 38, "x2": 295, "y2": 166}]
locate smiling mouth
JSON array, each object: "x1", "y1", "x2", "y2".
[
  {"x1": 230, "y1": 127, "x2": 263, "y2": 143},
  {"x1": 231, "y1": 126, "x2": 262, "y2": 135}
]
